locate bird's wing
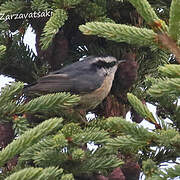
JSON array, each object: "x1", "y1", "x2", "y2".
[{"x1": 27, "y1": 72, "x2": 104, "y2": 94}]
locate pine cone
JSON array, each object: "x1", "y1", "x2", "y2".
[
  {"x1": 108, "y1": 167, "x2": 125, "y2": 180},
  {"x1": 121, "y1": 159, "x2": 141, "y2": 180},
  {"x1": 0, "y1": 122, "x2": 14, "y2": 148},
  {"x1": 113, "y1": 60, "x2": 138, "y2": 94}
]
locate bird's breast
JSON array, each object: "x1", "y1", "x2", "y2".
[{"x1": 78, "y1": 73, "x2": 115, "y2": 110}]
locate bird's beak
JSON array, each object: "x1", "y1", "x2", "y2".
[{"x1": 117, "y1": 60, "x2": 126, "y2": 66}]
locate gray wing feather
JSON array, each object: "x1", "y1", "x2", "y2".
[{"x1": 28, "y1": 64, "x2": 104, "y2": 94}]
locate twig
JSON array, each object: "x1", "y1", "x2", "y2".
[{"x1": 157, "y1": 33, "x2": 180, "y2": 64}]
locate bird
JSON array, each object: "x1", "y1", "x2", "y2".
[{"x1": 25, "y1": 56, "x2": 125, "y2": 111}]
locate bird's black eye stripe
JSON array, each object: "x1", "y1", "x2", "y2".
[{"x1": 93, "y1": 60, "x2": 117, "y2": 69}]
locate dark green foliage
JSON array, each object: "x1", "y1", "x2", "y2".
[
  {"x1": 0, "y1": 38, "x2": 41, "y2": 83},
  {"x1": 0, "y1": 0, "x2": 180, "y2": 179},
  {"x1": 5, "y1": 167, "x2": 64, "y2": 180}
]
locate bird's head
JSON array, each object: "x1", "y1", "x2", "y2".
[{"x1": 91, "y1": 56, "x2": 125, "y2": 75}]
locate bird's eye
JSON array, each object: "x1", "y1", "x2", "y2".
[
  {"x1": 110, "y1": 61, "x2": 116, "y2": 66},
  {"x1": 93, "y1": 60, "x2": 117, "y2": 69}
]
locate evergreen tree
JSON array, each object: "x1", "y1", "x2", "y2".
[{"x1": 0, "y1": 0, "x2": 180, "y2": 179}]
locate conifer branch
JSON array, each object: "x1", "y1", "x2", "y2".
[
  {"x1": 61, "y1": 174, "x2": 74, "y2": 180},
  {"x1": 0, "y1": 86, "x2": 79, "y2": 121},
  {"x1": 0, "y1": 83, "x2": 24, "y2": 121},
  {"x1": 159, "y1": 64, "x2": 180, "y2": 78},
  {"x1": 0, "y1": 82, "x2": 24, "y2": 103},
  {"x1": 0, "y1": 45, "x2": 6, "y2": 57},
  {"x1": 31, "y1": 0, "x2": 50, "y2": 11},
  {"x1": 150, "y1": 46, "x2": 170, "y2": 65},
  {"x1": 106, "y1": 117, "x2": 156, "y2": 140},
  {"x1": 169, "y1": 0, "x2": 180, "y2": 42},
  {"x1": 157, "y1": 129, "x2": 180, "y2": 149},
  {"x1": 61, "y1": 123, "x2": 82, "y2": 137},
  {"x1": 128, "y1": 0, "x2": 168, "y2": 32},
  {"x1": 30, "y1": 149, "x2": 68, "y2": 167},
  {"x1": 0, "y1": 118, "x2": 63, "y2": 167},
  {"x1": 127, "y1": 93, "x2": 158, "y2": 125},
  {"x1": 0, "y1": 39, "x2": 40, "y2": 83},
  {"x1": 105, "y1": 118, "x2": 180, "y2": 154},
  {"x1": 5, "y1": 167, "x2": 63, "y2": 180},
  {"x1": 79, "y1": 22, "x2": 157, "y2": 46},
  {"x1": 23, "y1": 92, "x2": 80, "y2": 114},
  {"x1": 105, "y1": 117, "x2": 158, "y2": 152},
  {"x1": 157, "y1": 33, "x2": 180, "y2": 63},
  {"x1": 76, "y1": 1, "x2": 106, "y2": 22},
  {"x1": 0, "y1": 0, "x2": 179, "y2": 179},
  {"x1": 166, "y1": 165, "x2": 180, "y2": 179},
  {"x1": 0, "y1": 0, "x2": 26, "y2": 14},
  {"x1": 142, "y1": 160, "x2": 180, "y2": 179},
  {"x1": 40, "y1": 9, "x2": 68, "y2": 50},
  {"x1": 79, "y1": 155, "x2": 122, "y2": 173},
  {"x1": 107, "y1": 135, "x2": 147, "y2": 153},
  {"x1": 72, "y1": 127, "x2": 110, "y2": 144},
  {"x1": 0, "y1": 21, "x2": 9, "y2": 31},
  {"x1": 147, "y1": 78, "x2": 180, "y2": 97},
  {"x1": 13, "y1": 115, "x2": 29, "y2": 135},
  {"x1": 53, "y1": 0, "x2": 83, "y2": 9},
  {"x1": 128, "y1": 0, "x2": 158, "y2": 23},
  {"x1": 0, "y1": 101, "x2": 21, "y2": 122},
  {"x1": 19, "y1": 134, "x2": 68, "y2": 165},
  {"x1": 71, "y1": 148, "x2": 85, "y2": 161},
  {"x1": 142, "y1": 159, "x2": 160, "y2": 179}
]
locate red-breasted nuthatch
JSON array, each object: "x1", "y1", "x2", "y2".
[{"x1": 26, "y1": 56, "x2": 125, "y2": 111}]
